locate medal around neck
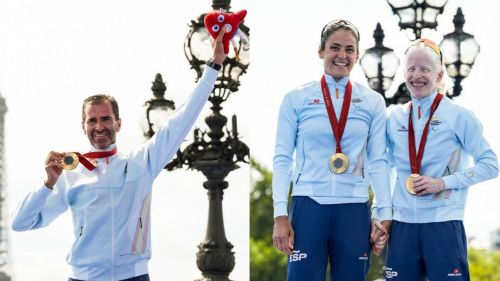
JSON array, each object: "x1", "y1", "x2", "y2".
[
  {"x1": 61, "y1": 152, "x2": 79, "y2": 170},
  {"x1": 329, "y1": 153, "x2": 349, "y2": 174},
  {"x1": 405, "y1": 174, "x2": 419, "y2": 194}
]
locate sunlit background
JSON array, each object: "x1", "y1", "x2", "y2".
[{"x1": 0, "y1": 0, "x2": 499, "y2": 280}]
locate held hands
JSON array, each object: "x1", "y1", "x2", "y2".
[
  {"x1": 370, "y1": 219, "x2": 391, "y2": 255},
  {"x1": 44, "y1": 151, "x2": 64, "y2": 189},
  {"x1": 412, "y1": 175, "x2": 445, "y2": 196},
  {"x1": 211, "y1": 26, "x2": 228, "y2": 65},
  {"x1": 272, "y1": 216, "x2": 295, "y2": 255}
]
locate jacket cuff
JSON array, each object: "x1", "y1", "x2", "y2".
[
  {"x1": 273, "y1": 202, "x2": 288, "y2": 219},
  {"x1": 200, "y1": 67, "x2": 218, "y2": 87},
  {"x1": 39, "y1": 184, "x2": 53, "y2": 196},
  {"x1": 371, "y1": 207, "x2": 392, "y2": 221},
  {"x1": 442, "y1": 175, "x2": 459, "y2": 190}
]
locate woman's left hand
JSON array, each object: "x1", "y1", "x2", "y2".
[
  {"x1": 370, "y1": 219, "x2": 391, "y2": 255},
  {"x1": 413, "y1": 175, "x2": 445, "y2": 195}
]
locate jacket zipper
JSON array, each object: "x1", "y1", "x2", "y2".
[
  {"x1": 295, "y1": 174, "x2": 302, "y2": 184},
  {"x1": 295, "y1": 139, "x2": 306, "y2": 184},
  {"x1": 139, "y1": 217, "x2": 144, "y2": 238}
]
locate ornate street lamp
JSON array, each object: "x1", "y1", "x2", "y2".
[
  {"x1": 184, "y1": 5, "x2": 249, "y2": 93},
  {"x1": 439, "y1": 7, "x2": 480, "y2": 98},
  {"x1": 387, "y1": 0, "x2": 448, "y2": 40},
  {"x1": 360, "y1": 23, "x2": 400, "y2": 106},
  {"x1": 139, "y1": 73, "x2": 176, "y2": 140},
  {"x1": 168, "y1": 0, "x2": 249, "y2": 280}
]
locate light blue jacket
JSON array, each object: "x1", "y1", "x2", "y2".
[
  {"x1": 11, "y1": 68, "x2": 218, "y2": 281},
  {"x1": 272, "y1": 74, "x2": 392, "y2": 221},
  {"x1": 387, "y1": 92, "x2": 499, "y2": 223}
]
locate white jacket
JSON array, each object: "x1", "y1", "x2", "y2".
[{"x1": 12, "y1": 68, "x2": 218, "y2": 280}]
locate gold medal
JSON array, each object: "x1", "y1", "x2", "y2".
[
  {"x1": 329, "y1": 153, "x2": 349, "y2": 174},
  {"x1": 405, "y1": 174, "x2": 419, "y2": 194},
  {"x1": 61, "y1": 152, "x2": 79, "y2": 170}
]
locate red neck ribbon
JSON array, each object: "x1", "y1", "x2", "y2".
[
  {"x1": 74, "y1": 147, "x2": 118, "y2": 171},
  {"x1": 320, "y1": 75, "x2": 352, "y2": 154},
  {"x1": 408, "y1": 94, "x2": 443, "y2": 174}
]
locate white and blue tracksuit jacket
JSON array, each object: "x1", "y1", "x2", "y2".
[
  {"x1": 387, "y1": 91, "x2": 499, "y2": 223},
  {"x1": 272, "y1": 74, "x2": 392, "y2": 221},
  {"x1": 11, "y1": 68, "x2": 218, "y2": 281}
]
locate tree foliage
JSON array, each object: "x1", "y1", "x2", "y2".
[
  {"x1": 250, "y1": 159, "x2": 287, "y2": 281},
  {"x1": 468, "y1": 247, "x2": 500, "y2": 281}
]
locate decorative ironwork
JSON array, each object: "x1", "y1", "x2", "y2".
[
  {"x1": 140, "y1": 73, "x2": 175, "y2": 140},
  {"x1": 387, "y1": 0, "x2": 448, "y2": 40},
  {"x1": 439, "y1": 7, "x2": 480, "y2": 98},
  {"x1": 360, "y1": 23, "x2": 401, "y2": 106},
  {"x1": 139, "y1": 0, "x2": 251, "y2": 280},
  {"x1": 368, "y1": 3, "x2": 478, "y2": 105}
]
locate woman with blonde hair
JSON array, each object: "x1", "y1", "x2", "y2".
[{"x1": 385, "y1": 39, "x2": 498, "y2": 281}]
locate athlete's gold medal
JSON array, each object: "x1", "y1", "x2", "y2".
[
  {"x1": 405, "y1": 174, "x2": 419, "y2": 195},
  {"x1": 61, "y1": 152, "x2": 79, "y2": 170},
  {"x1": 329, "y1": 153, "x2": 349, "y2": 174}
]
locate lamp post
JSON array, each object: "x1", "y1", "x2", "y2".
[
  {"x1": 386, "y1": 0, "x2": 448, "y2": 40},
  {"x1": 360, "y1": 23, "x2": 400, "y2": 106},
  {"x1": 381, "y1": 0, "x2": 449, "y2": 105},
  {"x1": 139, "y1": 73, "x2": 176, "y2": 140},
  {"x1": 160, "y1": 0, "x2": 249, "y2": 280},
  {"x1": 373, "y1": 2, "x2": 478, "y2": 104},
  {"x1": 439, "y1": 7, "x2": 480, "y2": 98}
]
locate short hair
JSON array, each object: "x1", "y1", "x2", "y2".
[
  {"x1": 319, "y1": 19, "x2": 360, "y2": 52},
  {"x1": 82, "y1": 94, "x2": 120, "y2": 121}
]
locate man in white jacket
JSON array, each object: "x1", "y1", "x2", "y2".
[{"x1": 12, "y1": 27, "x2": 227, "y2": 281}]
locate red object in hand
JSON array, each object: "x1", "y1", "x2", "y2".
[{"x1": 204, "y1": 9, "x2": 247, "y2": 54}]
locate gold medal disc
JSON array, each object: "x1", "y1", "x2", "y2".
[
  {"x1": 329, "y1": 153, "x2": 349, "y2": 174},
  {"x1": 61, "y1": 153, "x2": 79, "y2": 170},
  {"x1": 405, "y1": 174, "x2": 420, "y2": 194}
]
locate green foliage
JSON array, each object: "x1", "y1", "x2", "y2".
[
  {"x1": 250, "y1": 238, "x2": 287, "y2": 281},
  {"x1": 250, "y1": 159, "x2": 287, "y2": 281},
  {"x1": 468, "y1": 247, "x2": 500, "y2": 281},
  {"x1": 250, "y1": 159, "x2": 274, "y2": 240}
]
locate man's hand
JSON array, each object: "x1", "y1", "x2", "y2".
[
  {"x1": 272, "y1": 216, "x2": 294, "y2": 255},
  {"x1": 413, "y1": 175, "x2": 445, "y2": 196},
  {"x1": 370, "y1": 219, "x2": 391, "y2": 255},
  {"x1": 44, "y1": 151, "x2": 64, "y2": 189},
  {"x1": 211, "y1": 26, "x2": 227, "y2": 65}
]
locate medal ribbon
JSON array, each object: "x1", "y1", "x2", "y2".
[
  {"x1": 408, "y1": 94, "x2": 443, "y2": 174},
  {"x1": 320, "y1": 75, "x2": 352, "y2": 153},
  {"x1": 74, "y1": 147, "x2": 118, "y2": 171}
]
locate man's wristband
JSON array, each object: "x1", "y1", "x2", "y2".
[{"x1": 206, "y1": 59, "x2": 222, "y2": 71}]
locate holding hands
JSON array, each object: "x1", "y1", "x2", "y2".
[{"x1": 370, "y1": 219, "x2": 391, "y2": 255}]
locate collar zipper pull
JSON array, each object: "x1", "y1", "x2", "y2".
[
  {"x1": 418, "y1": 105, "x2": 421, "y2": 120},
  {"x1": 335, "y1": 87, "x2": 339, "y2": 100}
]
